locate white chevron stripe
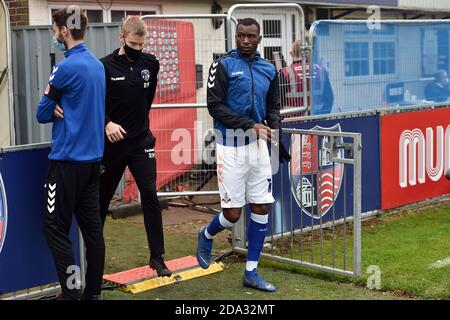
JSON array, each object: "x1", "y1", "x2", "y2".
[
  {"x1": 48, "y1": 190, "x2": 56, "y2": 199},
  {"x1": 212, "y1": 61, "x2": 218, "y2": 68},
  {"x1": 47, "y1": 205, "x2": 55, "y2": 213},
  {"x1": 47, "y1": 198, "x2": 55, "y2": 206},
  {"x1": 209, "y1": 75, "x2": 215, "y2": 82},
  {"x1": 207, "y1": 82, "x2": 215, "y2": 88},
  {"x1": 210, "y1": 68, "x2": 217, "y2": 75},
  {"x1": 49, "y1": 183, "x2": 56, "y2": 191}
]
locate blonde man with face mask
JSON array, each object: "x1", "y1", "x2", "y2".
[{"x1": 99, "y1": 16, "x2": 171, "y2": 277}]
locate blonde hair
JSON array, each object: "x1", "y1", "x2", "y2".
[
  {"x1": 290, "y1": 39, "x2": 302, "y2": 59},
  {"x1": 121, "y1": 16, "x2": 147, "y2": 37}
]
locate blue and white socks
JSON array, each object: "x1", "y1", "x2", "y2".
[
  {"x1": 246, "y1": 213, "x2": 268, "y2": 271},
  {"x1": 205, "y1": 211, "x2": 234, "y2": 239},
  {"x1": 204, "y1": 211, "x2": 269, "y2": 272}
]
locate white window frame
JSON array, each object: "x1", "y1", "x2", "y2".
[
  {"x1": 106, "y1": 5, "x2": 160, "y2": 23},
  {"x1": 48, "y1": 4, "x2": 160, "y2": 24},
  {"x1": 373, "y1": 41, "x2": 396, "y2": 76},
  {"x1": 232, "y1": 13, "x2": 292, "y2": 64},
  {"x1": 343, "y1": 32, "x2": 399, "y2": 85},
  {"x1": 344, "y1": 41, "x2": 370, "y2": 78}
]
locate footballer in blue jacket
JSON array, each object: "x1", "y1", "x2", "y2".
[
  {"x1": 197, "y1": 18, "x2": 282, "y2": 292},
  {"x1": 36, "y1": 6, "x2": 105, "y2": 300}
]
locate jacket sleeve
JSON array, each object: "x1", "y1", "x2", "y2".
[
  {"x1": 207, "y1": 60, "x2": 255, "y2": 131},
  {"x1": 36, "y1": 65, "x2": 67, "y2": 124},
  {"x1": 147, "y1": 58, "x2": 160, "y2": 110},
  {"x1": 265, "y1": 72, "x2": 281, "y2": 130},
  {"x1": 101, "y1": 59, "x2": 112, "y2": 126},
  {"x1": 36, "y1": 95, "x2": 57, "y2": 123}
]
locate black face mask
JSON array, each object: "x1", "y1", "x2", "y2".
[{"x1": 124, "y1": 42, "x2": 142, "y2": 61}]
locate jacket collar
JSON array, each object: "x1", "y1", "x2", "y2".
[
  {"x1": 64, "y1": 42, "x2": 87, "y2": 58},
  {"x1": 230, "y1": 48, "x2": 261, "y2": 61},
  {"x1": 113, "y1": 47, "x2": 141, "y2": 63}
]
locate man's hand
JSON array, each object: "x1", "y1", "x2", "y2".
[
  {"x1": 252, "y1": 123, "x2": 273, "y2": 143},
  {"x1": 53, "y1": 105, "x2": 64, "y2": 119},
  {"x1": 106, "y1": 121, "x2": 127, "y2": 143}
]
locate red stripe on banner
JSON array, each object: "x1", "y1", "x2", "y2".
[
  {"x1": 0, "y1": 219, "x2": 5, "y2": 244},
  {"x1": 381, "y1": 107, "x2": 450, "y2": 210}
]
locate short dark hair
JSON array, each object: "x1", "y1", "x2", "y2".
[
  {"x1": 52, "y1": 5, "x2": 88, "y2": 40},
  {"x1": 236, "y1": 18, "x2": 260, "y2": 35},
  {"x1": 435, "y1": 69, "x2": 448, "y2": 81}
]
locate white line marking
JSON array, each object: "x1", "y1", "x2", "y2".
[{"x1": 429, "y1": 257, "x2": 450, "y2": 269}]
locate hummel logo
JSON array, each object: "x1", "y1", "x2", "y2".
[
  {"x1": 145, "y1": 148, "x2": 155, "y2": 159},
  {"x1": 111, "y1": 76, "x2": 125, "y2": 81},
  {"x1": 47, "y1": 183, "x2": 56, "y2": 214},
  {"x1": 49, "y1": 67, "x2": 59, "y2": 82},
  {"x1": 208, "y1": 61, "x2": 219, "y2": 88},
  {"x1": 231, "y1": 71, "x2": 244, "y2": 76}
]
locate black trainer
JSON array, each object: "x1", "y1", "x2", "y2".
[{"x1": 149, "y1": 257, "x2": 172, "y2": 277}]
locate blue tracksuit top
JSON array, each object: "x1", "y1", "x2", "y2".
[
  {"x1": 36, "y1": 43, "x2": 105, "y2": 162},
  {"x1": 206, "y1": 49, "x2": 280, "y2": 146}
]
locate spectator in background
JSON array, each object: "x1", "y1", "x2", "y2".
[
  {"x1": 279, "y1": 40, "x2": 334, "y2": 115},
  {"x1": 425, "y1": 70, "x2": 450, "y2": 103}
]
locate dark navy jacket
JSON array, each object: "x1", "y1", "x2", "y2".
[
  {"x1": 207, "y1": 49, "x2": 280, "y2": 146},
  {"x1": 36, "y1": 43, "x2": 105, "y2": 162}
]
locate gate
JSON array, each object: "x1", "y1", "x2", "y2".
[{"x1": 232, "y1": 128, "x2": 362, "y2": 276}]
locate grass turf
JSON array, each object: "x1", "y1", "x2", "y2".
[{"x1": 97, "y1": 211, "x2": 416, "y2": 300}]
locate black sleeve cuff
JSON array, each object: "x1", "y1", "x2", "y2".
[{"x1": 44, "y1": 84, "x2": 62, "y2": 103}]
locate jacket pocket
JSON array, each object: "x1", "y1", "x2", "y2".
[{"x1": 142, "y1": 130, "x2": 156, "y2": 149}]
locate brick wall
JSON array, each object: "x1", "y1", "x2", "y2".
[{"x1": 5, "y1": 0, "x2": 30, "y2": 26}]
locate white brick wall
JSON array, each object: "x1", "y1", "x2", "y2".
[{"x1": 28, "y1": 0, "x2": 48, "y2": 25}]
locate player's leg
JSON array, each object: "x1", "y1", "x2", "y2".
[
  {"x1": 244, "y1": 140, "x2": 276, "y2": 292},
  {"x1": 74, "y1": 162, "x2": 105, "y2": 300},
  {"x1": 128, "y1": 135, "x2": 171, "y2": 277},
  {"x1": 42, "y1": 161, "x2": 81, "y2": 300},
  {"x1": 99, "y1": 141, "x2": 128, "y2": 226},
  {"x1": 196, "y1": 143, "x2": 248, "y2": 269}
]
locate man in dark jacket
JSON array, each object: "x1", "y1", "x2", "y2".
[
  {"x1": 99, "y1": 16, "x2": 171, "y2": 277},
  {"x1": 425, "y1": 70, "x2": 450, "y2": 103}
]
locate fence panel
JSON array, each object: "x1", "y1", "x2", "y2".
[
  {"x1": 233, "y1": 128, "x2": 362, "y2": 277},
  {"x1": 309, "y1": 20, "x2": 450, "y2": 115}
]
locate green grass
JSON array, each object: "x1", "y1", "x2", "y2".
[
  {"x1": 268, "y1": 202, "x2": 450, "y2": 299},
  {"x1": 101, "y1": 215, "x2": 407, "y2": 300},
  {"x1": 100, "y1": 201, "x2": 450, "y2": 300}
]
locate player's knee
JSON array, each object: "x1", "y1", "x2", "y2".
[
  {"x1": 250, "y1": 203, "x2": 268, "y2": 214},
  {"x1": 223, "y1": 208, "x2": 242, "y2": 223},
  {"x1": 139, "y1": 187, "x2": 158, "y2": 201}
]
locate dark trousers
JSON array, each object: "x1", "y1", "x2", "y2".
[
  {"x1": 99, "y1": 131, "x2": 165, "y2": 259},
  {"x1": 43, "y1": 161, "x2": 105, "y2": 300}
]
